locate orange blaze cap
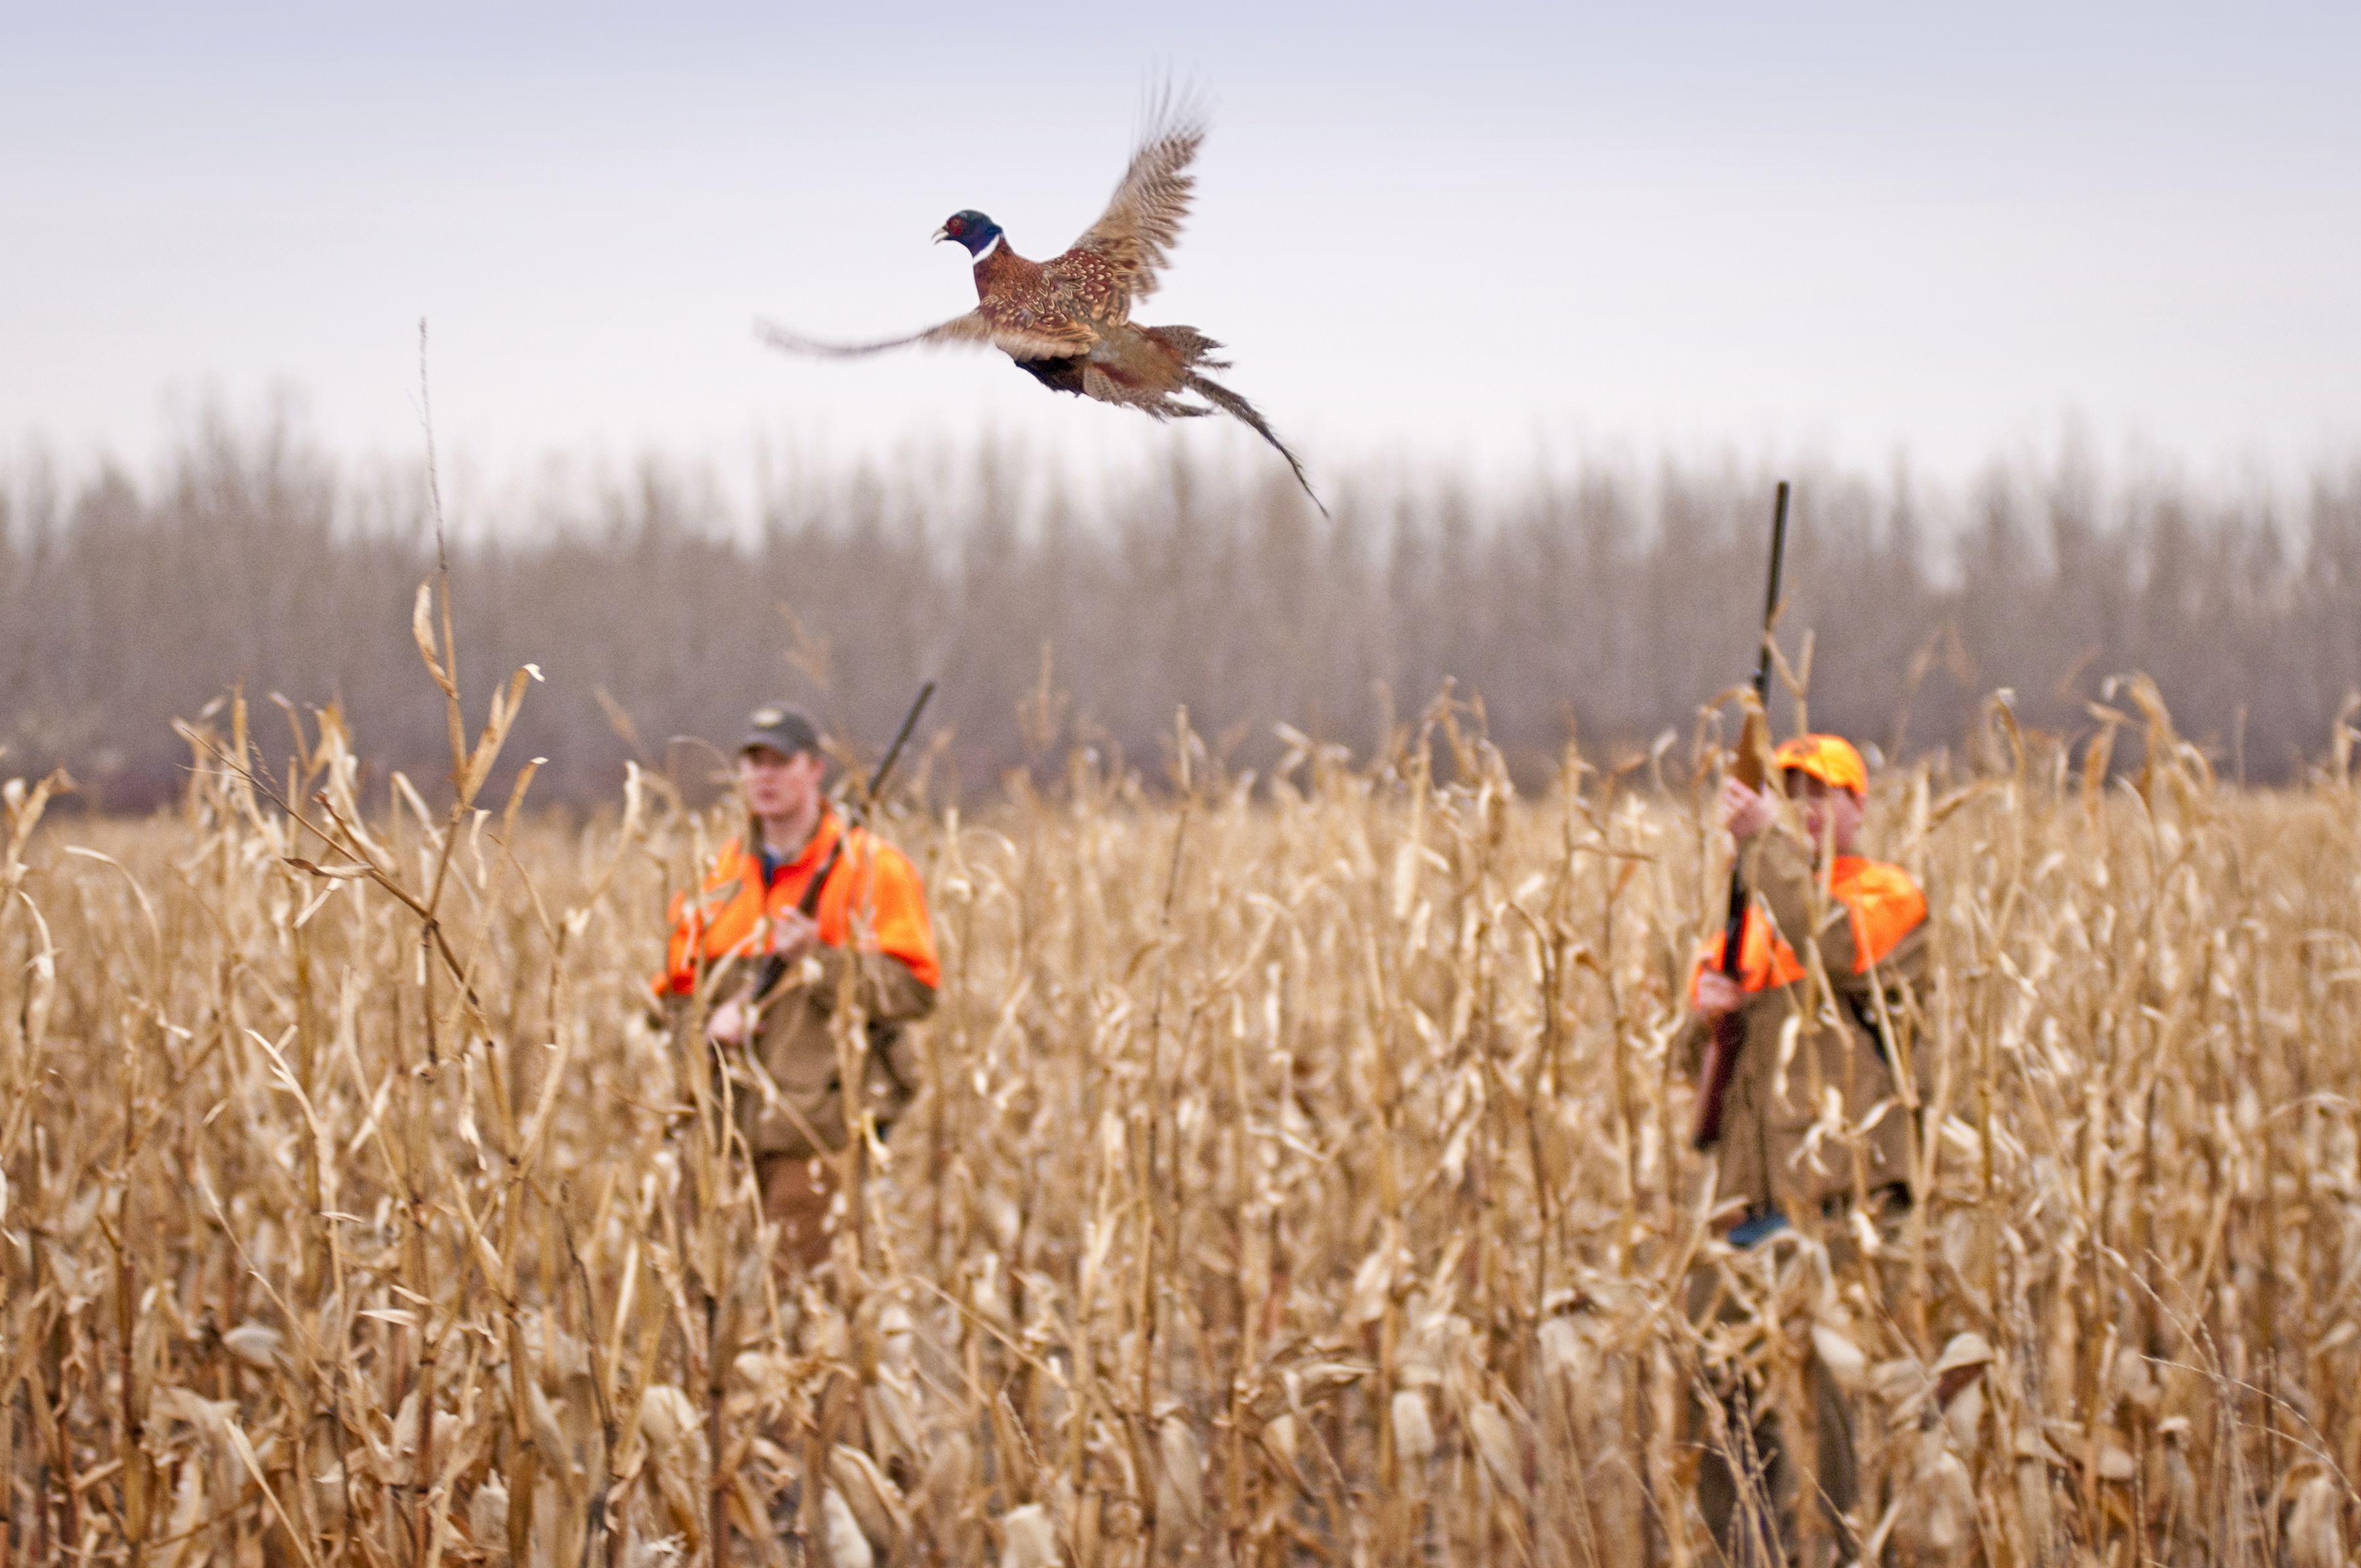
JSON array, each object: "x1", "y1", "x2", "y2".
[{"x1": 1774, "y1": 733, "x2": 1868, "y2": 796}]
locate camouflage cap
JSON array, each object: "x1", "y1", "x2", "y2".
[{"x1": 740, "y1": 703, "x2": 822, "y2": 759}]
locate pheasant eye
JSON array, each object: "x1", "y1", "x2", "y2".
[{"x1": 945, "y1": 216, "x2": 963, "y2": 235}]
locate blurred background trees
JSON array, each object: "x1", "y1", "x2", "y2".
[{"x1": 5, "y1": 410, "x2": 2356, "y2": 807}]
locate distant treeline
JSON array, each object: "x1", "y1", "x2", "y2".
[{"x1": 5, "y1": 415, "x2": 2359, "y2": 807}]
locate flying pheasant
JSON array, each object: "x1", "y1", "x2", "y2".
[{"x1": 757, "y1": 99, "x2": 1325, "y2": 513}]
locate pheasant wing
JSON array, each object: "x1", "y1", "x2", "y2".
[
  {"x1": 756, "y1": 311, "x2": 1088, "y2": 362},
  {"x1": 1066, "y1": 94, "x2": 1204, "y2": 302}
]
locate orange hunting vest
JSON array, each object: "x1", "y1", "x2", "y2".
[
  {"x1": 1688, "y1": 854, "x2": 1926, "y2": 1002},
  {"x1": 658, "y1": 811, "x2": 940, "y2": 995}
]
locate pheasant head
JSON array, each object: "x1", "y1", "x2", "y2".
[{"x1": 931, "y1": 211, "x2": 1003, "y2": 258}]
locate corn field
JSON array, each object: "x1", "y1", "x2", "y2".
[{"x1": 5, "y1": 589, "x2": 2361, "y2": 1565}]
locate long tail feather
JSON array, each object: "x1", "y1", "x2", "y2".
[{"x1": 1184, "y1": 374, "x2": 1327, "y2": 517}]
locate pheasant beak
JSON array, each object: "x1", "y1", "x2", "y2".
[{"x1": 929, "y1": 225, "x2": 952, "y2": 244}]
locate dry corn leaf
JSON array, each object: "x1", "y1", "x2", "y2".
[
  {"x1": 1464, "y1": 1399, "x2": 1527, "y2": 1506},
  {"x1": 1156, "y1": 1414, "x2": 1207, "y2": 1531},
  {"x1": 820, "y1": 1486, "x2": 875, "y2": 1568},
  {"x1": 998, "y1": 1502, "x2": 1062, "y2": 1568},
  {"x1": 830, "y1": 1444, "x2": 909, "y2": 1550},
  {"x1": 1392, "y1": 1389, "x2": 1437, "y2": 1466}
]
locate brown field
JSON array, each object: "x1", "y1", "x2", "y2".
[{"x1": 5, "y1": 635, "x2": 2361, "y2": 1565}]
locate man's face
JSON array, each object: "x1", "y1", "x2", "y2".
[
  {"x1": 740, "y1": 745, "x2": 824, "y2": 820},
  {"x1": 1784, "y1": 770, "x2": 1865, "y2": 854}
]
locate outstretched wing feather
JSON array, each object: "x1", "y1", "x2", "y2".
[
  {"x1": 756, "y1": 312, "x2": 1087, "y2": 362},
  {"x1": 1068, "y1": 91, "x2": 1205, "y2": 301}
]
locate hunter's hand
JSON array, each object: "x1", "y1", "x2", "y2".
[
  {"x1": 1693, "y1": 970, "x2": 1745, "y2": 1019},
  {"x1": 707, "y1": 997, "x2": 752, "y2": 1046},
  {"x1": 1720, "y1": 777, "x2": 1778, "y2": 841},
  {"x1": 768, "y1": 910, "x2": 820, "y2": 967}
]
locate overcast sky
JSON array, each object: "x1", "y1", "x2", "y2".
[{"x1": 5, "y1": 1, "x2": 2358, "y2": 498}]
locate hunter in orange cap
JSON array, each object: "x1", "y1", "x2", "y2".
[
  {"x1": 657, "y1": 703, "x2": 939, "y2": 1277},
  {"x1": 1687, "y1": 729, "x2": 1924, "y2": 1211},
  {"x1": 1679, "y1": 731, "x2": 1931, "y2": 1550}
]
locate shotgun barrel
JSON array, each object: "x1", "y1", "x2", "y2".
[{"x1": 1691, "y1": 481, "x2": 1789, "y2": 1148}]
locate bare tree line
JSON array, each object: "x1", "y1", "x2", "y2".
[{"x1": 4, "y1": 411, "x2": 2358, "y2": 807}]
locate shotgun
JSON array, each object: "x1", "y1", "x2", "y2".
[
  {"x1": 749, "y1": 679, "x2": 936, "y2": 1003},
  {"x1": 1691, "y1": 481, "x2": 1789, "y2": 1149}
]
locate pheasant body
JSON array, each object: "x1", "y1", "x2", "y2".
[{"x1": 759, "y1": 98, "x2": 1322, "y2": 511}]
